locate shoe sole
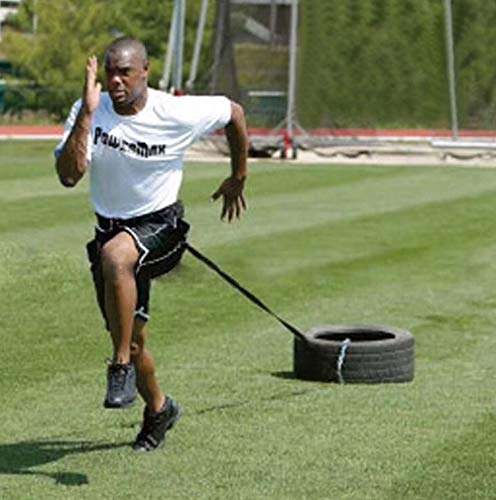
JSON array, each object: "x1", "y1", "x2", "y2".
[
  {"x1": 132, "y1": 403, "x2": 182, "y2": 453},
  {"x1": 103, "y1": 396, "x2": 137, "y2": 409},
  {"x1": 166, "y1": 404, "x2": 182, "y2": 431}
]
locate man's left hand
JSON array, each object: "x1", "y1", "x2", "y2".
[{"x1": 211, "y1": 176, "x2": 247, "y2": 222}]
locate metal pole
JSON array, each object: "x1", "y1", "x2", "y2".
[
  {"x1": 33, "y1": 0, "x2": 39, "y2": 34},
  {"x1": 286, "y1": 0, "x2": 298, "y2": 144},
  {"x1": 160, "y1": 1, "x2": 178, "y2": 90},
  {"x1": 444, "y1": 0, "x2": 458, "y2": 140},
  {"x1": 186, "y1": 0, "x2": 209, "y2": 92},
  {"x1": 210, "y1": 0, "x2": 227, "y2": 94},
  {"x1": 270, "y1": 0, "x2": 277, "y2": 47},
  {"x1": 173, "y1": 0, "x2": 186, "y2": 92}
]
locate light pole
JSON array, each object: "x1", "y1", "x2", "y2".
[
  {"x1": 173, "y1": 0, "x2": 186, "y2": 93},
  {"x1": 444, "y1": 0, "x2": 459, "y2": 140},
  {"x1": 285, "y1": 0, "x2": 298, "y2": 157},
  {"x1": 186, "y1": 0, "x2": 209, "y2": 92}
]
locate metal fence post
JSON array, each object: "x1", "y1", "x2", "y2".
[{"x1": 444, "y1": 0, "x2": 459, "y2": 140}]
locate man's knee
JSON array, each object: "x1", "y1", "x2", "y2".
[{"x1": 100, "y1": 233, "x2": 139, "y2": 279}]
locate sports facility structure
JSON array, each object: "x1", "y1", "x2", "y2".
[
  {"x1": 163, "y1": 0, "x2": 496, "y2": 161},
  {"x1": 2, "y1": 0, "x2": 496, "y2": 163}
]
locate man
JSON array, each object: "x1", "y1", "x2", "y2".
[{"x1": 55, "y1": 37, "x2": 248, "y2": 452}]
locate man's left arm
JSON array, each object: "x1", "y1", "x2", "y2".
[{"x1": 211, "y1": 101, "x2": 249, "y2": 222}]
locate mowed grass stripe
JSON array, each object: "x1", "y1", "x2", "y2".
[
  {"x1": 0, "y1": 155, "x2": 398, "y2": 202},
  {"x1": 184, "y1": 167, "x2": 496, "y2": 249},
  {"x1": 217, "y1": 186, "x2": 496, "y2": 280},
  {"x1": 2, "y1": 297, "x2": 494, "y2": 500},
  {"x1": 0, "y1": 160, "x2": 399, "y2": 232},
  {"x1": 0, "y1": 176, "x2": 88, "y2": 202},
  {"x1": 4, "y1": 233, "x2": 490, "y2": 392},
  {"x1": 2, "y1": 161, "x2": 494, "y2": 357},
  {"x1": 0, "y1": 163, "x2": 427, "y2": 233},
  {"x1": 0, "y1": 192, "x2": 93, "y2": 232},
  {"x1": 182, "y1": 161, "x2": 410, "y2": 203},
  {"x1": 5, "y1": 158, "x2": 495, "y2": 239},
  {"x1": 4, "y1": 282, "x2": 495, "y2": 427},
  {"x1": 2, "y1": 164, "x2": 495, "y2": 347},
  {"x1": 0, "y1": 141, "x2": 59, "y2": 179}
]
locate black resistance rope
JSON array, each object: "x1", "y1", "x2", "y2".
[{"x1": 184, "y1": 243, "x2": 307, "y2": 343}]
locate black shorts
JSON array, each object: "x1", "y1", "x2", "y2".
[{"x1": 86, "y1": 200, "x2": 190, "y2": 328}]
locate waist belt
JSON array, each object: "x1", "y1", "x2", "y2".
[{"x1": 96, "y1": 200, "x2": 184, "y2": 232}]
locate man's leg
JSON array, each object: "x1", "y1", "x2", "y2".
[
  {"x1": 100, "y1": 231, "x2": 139, "y2": 364},
  {"x1": 100, "y1": 231, "x2": 139, "y2": 408},
  {"x1": 131, "y1": 318, "x2": 165, "y2": 413},
  {"x1": 131, "y1": 318, "x2": 181, "y2": 452}
]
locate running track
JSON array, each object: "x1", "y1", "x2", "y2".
[{"x1": 2, "y1": 125, "x2": 496, "y2": 140}]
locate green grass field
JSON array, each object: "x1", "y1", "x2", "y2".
[{"x1": 1, "y1": 140, "x2": 496, "y2": 499}]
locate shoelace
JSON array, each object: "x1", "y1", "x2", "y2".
[{"x1": 108, "y1": 363, "x2": 129, "y2": 390}]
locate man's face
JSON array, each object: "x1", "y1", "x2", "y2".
[{"x1": 104, "y1": 47, "x2": 148, "y2": 112}]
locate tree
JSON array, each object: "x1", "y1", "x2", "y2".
[
  {"x1": 454, "y1": 0, "x2": 496, "y2": 128},
  {"x1": 298, "y1": 0, "x2": 448, "y2": 129},
  {"x1": 1, "y1": 0, "x2": 214, "y2": 119}
]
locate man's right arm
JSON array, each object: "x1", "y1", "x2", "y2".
[
  {"x1": 55, "y1": 108, "x2": 92, "y2": 187},
  {"x1": 55, "y1": 55, "x2": 101, "y2": 188}
]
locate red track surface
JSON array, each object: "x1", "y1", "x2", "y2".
[
  {"x1": 1, "y1": 125, "x2": 496, "y2": 139},
  {"x1": 0, "y1": 125, "x2": 64, "y2": 136}
]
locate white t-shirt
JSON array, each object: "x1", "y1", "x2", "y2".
[{"x1": 55, "y1": 88, "x2": 232, "y2": 218}]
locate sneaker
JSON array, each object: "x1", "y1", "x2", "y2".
[
  {"x1": 132, "y1": 397, "x2": 182, "y2": 452},
  {"x1": 103, "y1": 361, "x2": 137, "y2": 409}
]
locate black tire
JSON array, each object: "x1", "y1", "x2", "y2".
[{"x1": 293, "y1": 325, "x2": 415, "y2": 384}]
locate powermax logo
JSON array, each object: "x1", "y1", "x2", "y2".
[{"x1": 93, "y1": 127, "x2": 167, "y2": 158}]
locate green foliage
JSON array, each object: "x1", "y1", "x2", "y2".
[
  {"x1": 454, "y1": 0, "x2": 496, "y2": 128},
  {"x1": 5, "y1": 0, "x2": 496, "y2": 129},
  {"x1": 298, "y1": 0, "x2": 448, "y2": 128},
  {"x1": 298, "y1": 0, "x2": 496, "y2": 129},
  {"x1": 1, "y1": 0, "x2": 214, "y2": 119}
]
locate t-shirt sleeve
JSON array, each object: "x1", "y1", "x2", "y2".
[
  {"x1": 189, "y1": 95, "x2": 232, "y2": 140},
  {"x1": 53, "y1": 99, "x2": 90, "y2": 160}
]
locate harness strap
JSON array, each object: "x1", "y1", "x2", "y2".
[{"x1": 184, "y1": 243, "x2": 308, "y2": 343}]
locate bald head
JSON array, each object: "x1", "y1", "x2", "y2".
[
  {"x1": 105, "y1": 37, "x2": 148, "y2": 67},
  {"x1": 104, "y1": 37, "x2": 149, "y2": 115}
]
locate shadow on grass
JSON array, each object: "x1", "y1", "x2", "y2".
[
  {"x1": 271, "y1": 371, "x2": 297, "y2": 380},
  {"x1": 0, "y1": 439, "x2": 127, "y2": 486},
  {"x1": 196, "y1": 385, "x2": 314, "y2": 415}
]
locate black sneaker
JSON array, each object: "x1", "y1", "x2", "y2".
[
  {"x1": 132, "y1": 397, "x2": 182, "y2": 452},
  {"x1": 103, "y1": 361, "x2": 137, "y2": 409}
]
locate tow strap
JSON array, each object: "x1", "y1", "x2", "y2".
[{"x1": 184, "y1": 243, "x2": 307, "y2": 343}]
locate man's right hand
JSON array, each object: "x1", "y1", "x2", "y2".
[
  {"x1": 55, "y1": 55, "x2": 99, "y2": 187},
  {"x1": 83, "y1": 55, "x2": 102, "y2": 114}
]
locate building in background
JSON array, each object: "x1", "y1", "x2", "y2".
[{"x1": 0, "y1": 0, "x2": 21, "y2": 40}]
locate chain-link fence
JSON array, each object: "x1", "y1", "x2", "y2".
[
  {"x1": 209, "y1": 0, "x2": 496, "y2": 134},
  {"x1": 208, "y1": 0, "x2": 291, "y2": 129}
]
